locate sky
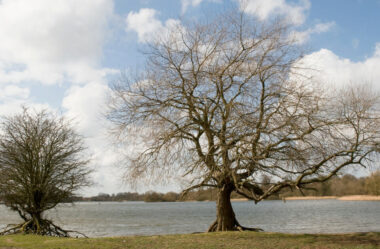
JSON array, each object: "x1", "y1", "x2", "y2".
[{"x1": 0, "y1": 0, "x2": 379, "y2": 196}]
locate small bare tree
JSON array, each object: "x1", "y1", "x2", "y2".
[
  {"x1": 0, "y1": 108, "x2": 91, "y2": 237},
  {"x1": 108, "y1": 12, "x2": 380, "y2": 232}
]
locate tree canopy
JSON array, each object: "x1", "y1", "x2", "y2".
[{"x1": 108, "y1": 12, "x2": 380, "y2": 232}]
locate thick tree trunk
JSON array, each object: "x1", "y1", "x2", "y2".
[
  {"x1": 208, "y1": 184, "x2": 237, "y2": 232},
  {"x1": 207, "y1": 184, "x2": 263, "y2": 232},
  {"x1": 215, "y1": 185, "x2": 236, "y2": 231}
]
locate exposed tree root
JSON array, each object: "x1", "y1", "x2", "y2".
[
  {"x1": 0, "y1": 219, "x2": 87, "y2": 238},
  {"x1": 207, "y1": 220, "x2": 218, "y2": 232},
  {"x1": 207, "y1": 218, "x2": 263, "y2": 232}
]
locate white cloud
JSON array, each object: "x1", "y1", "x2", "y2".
[
  {"x1": 125, "y1": 8, "x2": 181, "y2": 43},
  {"x1": 62, "y1": 83, "x2": 109, "y2": 136},
  {"x1": 181, "y1": 0, "x2": 203, "y2": 13},
  {"x1": 62, "y1": 82, "x2": 127, "y2": 196},
  {"x1": 297, "y1": 43, "x2": 380, "y2": 89},
  {"x1": 0, "y1": 0, "x2": 115, "y2": 85},
  {"x1": 126, "y1": 8, "x2": 162, "y2": 43},
  {"x1": 375, "y1": 43, "x2": 380, "y2": 57},
  {"x1": 0, "y1": 98, "x2": 52, "y2": 117},
  {"x1": 181, "y1": 0, "x2": 222, "y2": 13},
  {"x1": 290, "y1": 21, "x2": 335, "y2": 44},
  {"x1": 0, "y1": 84, "x2": 33, "y2": 116},
  {"x1": 0, "y1": 85, "x2": 29, "y2": 100},
  {"x1": 237, "y1": 0, "x2": 311, "y2": 26}
]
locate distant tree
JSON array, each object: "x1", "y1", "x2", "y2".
[
  {"x1": 163, "y1": 192, "x2": 179, "y2": 202},
  {"x1": 365, "y1": 171, "x2": 380, "y2": 195},
  {"x1": 0, "y1": 108, "x2": 91, "y2": 237},
  {"x1": 93, "y1": 193, "x2": 111, "y2": 201},
  {"x1": 318, "y1": 179, "x2": 332, "y2": 196},
  {"x1": 108, "y1": 11, "x2": 380, "y2": 232},
  {"x1": 144, "y1": 191, "x2": 163, "y2": 202}
]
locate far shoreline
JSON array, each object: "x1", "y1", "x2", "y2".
[
  {"x1": 283, "y1": 195, "x2": 380, "y2": 201},
  {"x1": 4, "y1": 195, "x2": 378, "y2": 205},
  {"x1": 231, "y1": 195, "x2": 380, "y2": 202}
]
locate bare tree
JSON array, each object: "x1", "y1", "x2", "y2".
[
  {"x1": 108, "y1": 12, "x2": 380, "y2": 232},
  {"x1": 0, "y1": 108, "x2": 91, "y2": 237}
]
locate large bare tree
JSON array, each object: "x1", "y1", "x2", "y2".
[
  {"x1": 108, "y1": 12, "x2": 380, "y2": 232},
  {"x1": 0, "y1": 108, "x2": 91, "y2": 237}
]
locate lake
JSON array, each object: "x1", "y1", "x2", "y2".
[{"x1": 1, "y1": 200, "x2": 379, "y2": 237}]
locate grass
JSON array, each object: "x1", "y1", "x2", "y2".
[{"x1": 0, "y1": 232, "x2": 379, "y2": 249}]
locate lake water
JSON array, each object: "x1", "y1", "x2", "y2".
[{"x1": 1, "y1": 200, "x2": 379, "y2": 237}]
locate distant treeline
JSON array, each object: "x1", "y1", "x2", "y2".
[{"x1": 70, "y1": 171, "x2": 380, "y2": 203}]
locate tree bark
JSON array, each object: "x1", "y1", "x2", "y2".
[
  {"x1": 216, "y1": 184, "x2": 236, "y2": 231},
  {"x1": 208, "y1": 184, "x2": 237, "y2": 232},
  {"x1": 208, "y1": 184, "x2": 263, "y2": 232},
  {"x1": 31, "y1": 212, "x2": 42, "y2": 234}
]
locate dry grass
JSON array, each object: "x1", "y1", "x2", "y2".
[{"x1": 0, "y1": 232, "x2": 379, "y2": 249}]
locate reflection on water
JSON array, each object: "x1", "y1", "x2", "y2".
[{"x1": 1, "y1": 200, "x2": 379, "y2": 237}]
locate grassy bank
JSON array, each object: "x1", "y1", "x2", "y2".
[{"x1": 0, "y1": 232, "x2": 379, "y2": 249}]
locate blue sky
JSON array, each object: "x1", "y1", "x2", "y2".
[{"x1": 0, "y1": 0, "x2": 379, "y2": 195}]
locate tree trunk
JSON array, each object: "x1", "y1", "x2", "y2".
[
  {"x1": 31, "y1": 212, "x2": 42, "y2": 233},
  {"x1": 208, "y1": 184, "x2": 237, "y2": 232},
  {"x1": 207, "y1": 184, "x2": 263, "y2": 232}
]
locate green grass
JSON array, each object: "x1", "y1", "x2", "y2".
[{"x1": 0, "y1": 232, "x2": 379, "y2": 249}]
